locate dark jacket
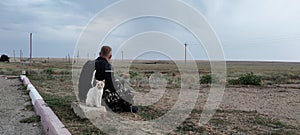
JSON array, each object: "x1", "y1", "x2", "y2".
[{"x1": 95, "y1": 57, "x2": 116, "y2": 92}]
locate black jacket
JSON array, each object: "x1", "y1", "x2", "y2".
[{"x1": 95, "y1": 57, "x2": 116, "y2": 92}]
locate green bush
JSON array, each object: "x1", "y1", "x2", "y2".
[
  {"x1": 129, "y1": 71, "x2": 138, "y2": 78},
  {"x1": 200, "y1": 74, "x2": 218, "y2": 84},
  {"x1": 228, "y1": 79, "x2": 240, "y2": 85},
  {"x1": 228, "y1": 72, "x2": 262, "y2": 86}
]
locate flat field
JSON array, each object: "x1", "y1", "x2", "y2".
[{"x1": 1, "y1": 58, "x2": 299, "y2": 134}]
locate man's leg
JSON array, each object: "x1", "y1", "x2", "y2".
[{"x1": 102, "y1": 90, "x2": 124, "y2": 112}]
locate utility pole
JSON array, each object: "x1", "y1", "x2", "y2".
[
  {"x1": 13, "y1": 50, "x2": 16, "y2": 62},
  {"x1": 184, "y1": 42, "x2": 200, "y2": 64},
  {"x1": 184, "y1": 43, "x2": 187, "y2": 64},
  {"x1": 68, "y1": 53, "x2": 71, "y2": 64},
  {"x1": 20, "y1": 50, "x2": 22, "y2": 62},
  {"x1": 121, "y1": 51, "x2": 124, "y2": 62},
  {"x1": 30, "y1": 33, "x2": 33, "y2": 66},
  {"x1": 77, "y1": 50, "x2": 80, "y2": 61}
]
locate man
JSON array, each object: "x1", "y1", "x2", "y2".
[
  {"x1": 95, "y1": 46, "x2": 138, "y2": 113},
  {"x1": 95, "y1": 46, "x2": 116, "y2": 92}
]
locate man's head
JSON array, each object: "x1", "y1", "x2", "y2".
[{"x1": 100, "y1": 46, "x2": 112, "y2": 61}]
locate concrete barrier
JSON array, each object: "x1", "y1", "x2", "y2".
[
  {"x1": 20, "y1": 75, "x2": 71, "y2": 135},
  {"x1": 27, "y1": 84, "x2": 43, "y2": 105},
  {"x1": 20, "y1": 75, "x2": 31, "y2": 86}
]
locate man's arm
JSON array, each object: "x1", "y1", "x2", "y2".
[
  {"x1": 105, "y1": 64, "x2": 117, "y2": 92},
  {"x1": 95, "y1": 60, "x2": 103, "y2": 81}
]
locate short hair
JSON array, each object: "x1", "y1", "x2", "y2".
[{"x1": 100, "y1": 46, "x2": 112, "y2": 57}]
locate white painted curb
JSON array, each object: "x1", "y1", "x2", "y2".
[
  {"x1": 27, "y1": 84, "x2": 43, "y2": 105},
  {"x1": 20, "y1": 75, "x2": 71, "y2": 135}
]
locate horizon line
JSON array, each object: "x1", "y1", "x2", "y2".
[{"x1": 14, "y1": 57, "x2": 300, "y2": 63}]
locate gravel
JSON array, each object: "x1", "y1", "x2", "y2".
[{"x1": 0, "y1": 76, "x2": 43, "y2": 135}]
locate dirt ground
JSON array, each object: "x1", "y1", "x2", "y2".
[
  {"x1": 0, "y1": 75, "x2": 43, "y2": 135},
  {"x1": 137, "y1": 85, "x2": 300, "y2": 134},
  {"x1": 220, "y1": 86, "x2": 300, "y2": 127},
  {"x1": 179, "y1": 86, "x2": 300, "y2": 126},
  {"x1": 2, "y1": 61, "x2": 299, "y2": 134}
]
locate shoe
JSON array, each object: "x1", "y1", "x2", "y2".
[{"x1": 130, "y1": 106, "x2": 138, "y2": 113}]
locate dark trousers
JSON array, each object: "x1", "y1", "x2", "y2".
[{"x1": 102, "y1": 90, "x2": 132, "y2": 112}]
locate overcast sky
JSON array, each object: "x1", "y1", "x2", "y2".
[{"x1": 0, "y1": 0, "x2": 299, "y2": 62}]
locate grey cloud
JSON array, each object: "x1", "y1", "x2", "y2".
[{"x1": 0, "y1": 0, "x2": 299, "y2": 61}]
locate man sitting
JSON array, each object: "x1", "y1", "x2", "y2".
[{"x1": 95, "y1": 46, "x2": 138, "y2": 113}]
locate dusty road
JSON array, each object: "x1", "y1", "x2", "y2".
[{"x1": 0, "y1": 75, "x2": 43, "y2": 135}]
